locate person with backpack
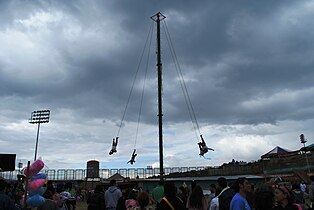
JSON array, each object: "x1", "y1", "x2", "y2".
[{"x1": 156, "y1": 182, "x2": 186, "y2": 210}]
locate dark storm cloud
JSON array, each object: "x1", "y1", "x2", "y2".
[
  {"x1": 150, "y1": 0, "x2": 314, "y2": 125},
  {"x1": 1, "y1": 0, "x2": 313, "y2": 126}
]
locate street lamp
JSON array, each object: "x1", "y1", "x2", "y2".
[
  {"x1": 300, "y1": 134, "x2": 310, "y2": 173},
  {"x1": 29, "y1": 110, "x2": 50, "y2": 161}
]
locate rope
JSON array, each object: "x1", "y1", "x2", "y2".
[
  {"x1": 134, "y1": 24, "x2": 154, "y2": 148},
  {"x1": 202, "y1": 156, "x2": 212, "y2": 160},
  {"x1": 116, "y1": 22, "x2": 154, "y2": 137},
  {"x1": 162, "y1": 20, "x2": 201, "y2": 140}
]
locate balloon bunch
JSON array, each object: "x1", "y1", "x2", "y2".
[{"x1": 23, "y1": 159, "x2": 47, "y2": 208}]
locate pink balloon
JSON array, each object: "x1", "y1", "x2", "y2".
[
  {"x1": 29, "y1": 179, "x2": 46, "y2": 190},
  {"x1": 23, "y1": 160, "x2": 45, "y2": 177}
]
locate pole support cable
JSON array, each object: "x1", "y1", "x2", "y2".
[
  {"x1": 116, "y1": 22, "x2": 154, "y2": 137},
  {"x1": 162, "y1": 21, "x2": 201, "y2": 139},
  {"x1": 134, "y1": 25, "x2": 154, "y2": 149}
]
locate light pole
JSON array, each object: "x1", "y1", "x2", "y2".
[
  {"x1": 29, "y1": 110, "x2": 50, "y2": 161},
  {"x1": 300, "y1": 134, "x2": 310, "y2": 173}
]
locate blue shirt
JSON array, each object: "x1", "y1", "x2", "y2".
[{"x1": 230, "y1": 193, "x2": 251, "y2": 210}]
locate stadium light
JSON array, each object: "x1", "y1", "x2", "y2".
[
  {"x1": 299, "y1": 133, "x2": 310, "y2": 173},
  {"x1": 29, "y1": 110, "x2": 50, "y2": 161}
]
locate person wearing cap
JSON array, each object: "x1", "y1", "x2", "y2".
[{"x1": 274, "y1": 185, "x2": 299, "y2": 210}]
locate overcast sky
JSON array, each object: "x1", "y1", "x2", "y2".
[{"x1": 1, "y1": 0, "x2": 314, "y2": 170}]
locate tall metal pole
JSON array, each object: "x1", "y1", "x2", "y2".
[
  {"x1": 29, "y1": 110, "x2": 50, "y2": 161},
  {"x1": 34, "y1": 123, "x2": 41, "y2": 161},
  {"x1": 151, "y1": 12, "x2": 166, "y2": 182}
]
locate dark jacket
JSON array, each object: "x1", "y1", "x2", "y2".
[
  {"x1": 87, "y1": 191, "x2": 105, "y2": 210},
  {"x1": 218, "y1": 187, "x2": 235, "y2": 210}
]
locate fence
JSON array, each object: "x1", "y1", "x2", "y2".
[{"x1": 0, "y1": 166, "x2": 205, "y2": 181}]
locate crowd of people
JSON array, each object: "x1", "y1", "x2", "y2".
[
  {"x1": 0, "y1": 179, "x2": 77, "y2": 210},
  {"x1": 85, "y1": 175, "x2": 314, "y2": 210},
  {"x1": 1, "y1": 174, "x2": 314, "y2": 210}
]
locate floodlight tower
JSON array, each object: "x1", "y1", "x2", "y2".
[
  {"x1": 29, "y1": 110, "x2": 50, "y2": 161},
  {"x1": 300, "y1": 134, "x2": 310, "y2": 173}
]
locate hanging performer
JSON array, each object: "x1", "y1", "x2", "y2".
[
  {"x1": 109, "y1": 137, "x2": 119, "y2": 155},
  {"x1": 198, "y1": 134, "x2": 214, "y2": 156},
  {"x1": 127, "y1": 149, "x2": 137, "y2": 164}
]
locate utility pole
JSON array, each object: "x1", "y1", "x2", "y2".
[
  {"x1": 29, "y1": 110, "x2": 50, "y2": 161},
  {"x1": 151, "y1": 12, "x2": 166, "y2": 182}
]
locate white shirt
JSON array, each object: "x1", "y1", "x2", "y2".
[{"x1": 209, "y1": 197, "x2": 219, "y2": 210}]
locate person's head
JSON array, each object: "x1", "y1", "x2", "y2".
[
  {"x1": 43, "y1": 190, "x2": 54, "y2": 199},
  {"x1": 128, "y1": 189, "x2": 138, "y2": 200},
  {"x1": 179, "y1": 186, "x2": 186, "y2": 194},
  {"x1": 94, "y1": 184, "x2": 103, "y2": 193},
  {"x1": 310, "y1": 175, "x2": 314, "y2": 182},
  {"x1": 217, "y1": 177, "x2": 227, "y2": 188},
  {"x1": 254, "y1": 184, "x2": 275, "y2": 210},
  {"x1": 191, "y1": 185, "x2": 204, "y2": 197},
  {"x1": 109, "y1": 179, "x2": 116, "y2": 186},
  {"x1": 274, "y1": 185, "x2": 294, "y2": 205},
  {"x1": 158, "y1": 180, "x2": 164, "y2": 186},
  {"x1": 56, "y1": 182, "x2": 65, "y2": 193},
  {"x1": 189, "y1": 185, "x2": 204, "y2": 208},
  {"x1": 209, "y1": 184, "x2": 216, "y2": 193},
  {"x1": 137, "y1": 191, "x2": 150, "y2": 209},
  {"x1": 291, "y1": 183, "x2": 300, "y2": 190},
  {"x1": 234, "y1": 177, "x2": 251, "y2": 194},
  {"x1": 164, "y1": 182, "x2": 177, "y2": 197}
]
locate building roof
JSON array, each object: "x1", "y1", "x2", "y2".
[
  {"x1": 300, "y1": 143, "x2": 314, "y2": 151},
  {"x1": 107, "y1": 173, "x2": 125, "y2": 181},
  {"x1": 261, "y1": 146, "x2": 298, "y2": 159}
]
